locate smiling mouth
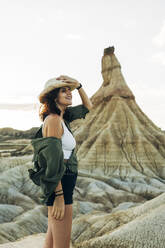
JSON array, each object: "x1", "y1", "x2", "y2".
[{"x1": 66, "y1": 97, "x2": 72, "y2": 100}]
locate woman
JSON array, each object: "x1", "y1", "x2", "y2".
[{"x1": 37, "y1": 75, "x2": 92, "y2": 248}]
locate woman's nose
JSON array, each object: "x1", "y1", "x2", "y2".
[{"x1": 66, "y1": 90, "x2": 72, "y2": 96}]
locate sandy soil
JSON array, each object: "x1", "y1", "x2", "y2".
[{"x1": 0, "y1": 233, "x2": 74, "y2": 248}]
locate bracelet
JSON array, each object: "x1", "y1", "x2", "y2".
[
  {"x1": 55, "y1": 189, "x2": 63, "y2": 193},
  {"x1": 76, "y1": 83, "x2": 82, "y2": 90},
  {"x1": 55, "y1": 193, "x2": 64, "y2": 197}
]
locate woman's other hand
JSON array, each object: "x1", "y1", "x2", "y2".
[
  {"x1": 51, "y1": 193, "x2": 65, "y2": 220},
  {"x1": 56, "y1": 75, "x2": 80, "y2": 88}
]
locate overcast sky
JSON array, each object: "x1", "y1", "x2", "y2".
[{"x1": 0, "y1": 0, "x2": 165, "y2": 130}]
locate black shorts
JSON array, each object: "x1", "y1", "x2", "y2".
[{"x1": 45, "y1": 165, "x2": 78, "y2": 206}]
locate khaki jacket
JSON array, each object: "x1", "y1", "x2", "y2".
[{"x1": 28, "y1": 104, "x2": 89, "y2": 204}]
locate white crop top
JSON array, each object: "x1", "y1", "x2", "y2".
[
  {"x1": 42, "y1": 119, "x2": 76, "y2": 159},
  {"x1": 61, "y1": 120, "x2": 76, "y2": 159}
]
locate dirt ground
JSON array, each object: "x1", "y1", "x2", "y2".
[{"x1": 0, "y1": 233, "x2": 74, "y2": 248}]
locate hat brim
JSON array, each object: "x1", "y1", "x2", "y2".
[{"x1": 38, "y1": 82, "x2": 77, "y2": 103}]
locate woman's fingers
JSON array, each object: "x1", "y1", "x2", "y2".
[
  {"x1": 57, "y1": 75, "x2": 67, "y2": 80},
  {"x1": 60, "y1": 75, "x2": 69, "y2": 78},
  {"x1": 61, "y1": 208, "x2": 65, "y2": 219},
  {"x1": 57, "y1": 75, "x2": 79, "y2": 86},
  {"x1": 51, "y1": 206, "x2": 64, "y2": 220},
  {"x1": 58, "y1": 210, "x2": 62, "y2": 220},
  {"x1": 52, "y1": 207, "x2": 56, "y2": 217},
  {"x1": 58, "y1": 208, "x2": 65, "y2": 220},
  {"x1": 60, "y1": 211, "x2": 64, "y2": 220},
  {"x1": 56, "y1": 76, "x2": 66, "y2": 80},
  {"x1": 53, "y1": 209, "x2": 58, "y2": 219},
  {"x1": 57, "y1": 209, "x2": 62, "y2": 220},
  {"x1": 58, "y1": 75, "x2": 74, "y2": 81}
]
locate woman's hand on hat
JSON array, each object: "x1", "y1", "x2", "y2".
[{"x1": 56, "y1": 75, "x2": 80, "y2": 88}]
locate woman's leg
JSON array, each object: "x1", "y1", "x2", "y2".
[
  {"x1": 43, "y1": 171, "x2": 76, "y2": 248},
  {"x1": 43, "y1": 208, "x2": 53, "y2": 248},
  {"x1": 48, "y1": 204, "x2": 73, "y2": 248}
]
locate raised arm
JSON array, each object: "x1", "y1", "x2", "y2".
[{"x1": 56, "y1": 75, "x2": 93, "y2": 112}]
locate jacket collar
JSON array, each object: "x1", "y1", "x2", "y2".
[{"x1": 31, "y1": 136, "x2": 61, "y2": 152}]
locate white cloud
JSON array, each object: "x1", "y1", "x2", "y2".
[
  {"x1": 56, "y1": 8, "x2": 65, "y2": 20},
  {"x1": 151, "y1": 52, "x2": 165, "y2": 66},
  {"x1": 0, "y1": 103, "x2": 39, "y2": 111},
  {"x1": 38, "y1": 17, "x2": 46, "y2": 23},
  {"x1": 0, "y1": 95, "x2": 39, "y2": 104},
  {"x1": 65, "y1": 33, "x2": 85, "y2": 40},
  {"x1": 151, "y1": 20, "x2": 165, "y2": 66},
  {"x1": 36, "y1": 8, "x2": 65, "y2": 25},
  {"x1": 121, "y1": 19, "x2": 137, "y2": 29},
  {"x1": 152, "y1": 19, "x2": 165, "y2": 47}
]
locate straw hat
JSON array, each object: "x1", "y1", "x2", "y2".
[{"x1": 38, "y1": 77, "x2": 78, "y2": 103}]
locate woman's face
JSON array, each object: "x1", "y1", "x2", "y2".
[{"x1": 56, "y1": 86, "x2": 72, "y2": 106}]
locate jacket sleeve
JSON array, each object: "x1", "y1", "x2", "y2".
[
  {"x1": 38, "y1": 139, "x2": 66, "y2": 203},
  {"x1": 67, "y1": 104, "x2": 89, "y2": 122}
]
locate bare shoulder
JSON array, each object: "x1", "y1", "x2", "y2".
[
  {"x1": 43, "y1": 114, "x2": 63, "y2": 138},
  {"x1": 45, "y1": 113, "x2": 60, "y2": 122}
]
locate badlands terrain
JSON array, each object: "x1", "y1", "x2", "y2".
[{"x1": 0, "y1": 46, "x2": 165, "y2": 248}]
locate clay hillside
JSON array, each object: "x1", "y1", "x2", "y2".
[{"x1": 71, "y1": 46, "x2": 165, "y2": 199}]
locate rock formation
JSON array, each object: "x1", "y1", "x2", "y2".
[
  {"x1": 71, "y1": 192, "x2": 165, "y2": 248},
  {"x1": 0, "y1": 139, "x2": 31, "y2": 157},
  {"x1": 0, "y1": 127, "x2": 38, "y2": 141},
  {"x1": 0, "y1": 127, "x2": 38, "y2": 157},
  {"x1": 73, "y1": 46, "x2": 165, "y2": 200}
]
